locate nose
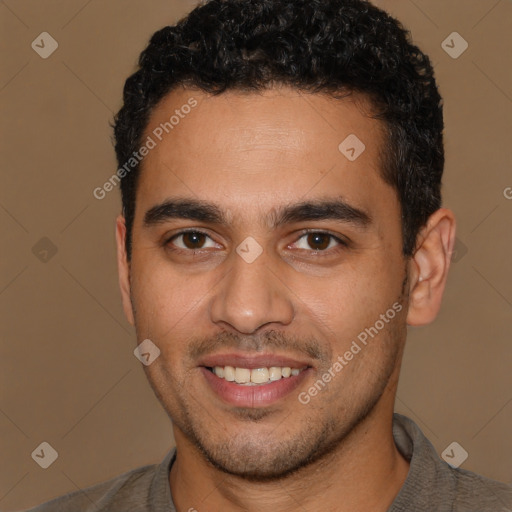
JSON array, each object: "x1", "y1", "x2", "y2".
[{"x1": 209, "y1": 246, "x2": 295, "y2": 334}]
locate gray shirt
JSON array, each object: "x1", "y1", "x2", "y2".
[{"x1": 18, "y1": 413, "x2": 512, "y2": 512}]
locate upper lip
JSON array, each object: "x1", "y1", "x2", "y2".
[{"x1": 198, "y1": 352, "x2": 312, "y2": 370}]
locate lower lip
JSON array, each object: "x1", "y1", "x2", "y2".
[{"x1": 200, "y1": 367, "x2": 310, "y2": 407}]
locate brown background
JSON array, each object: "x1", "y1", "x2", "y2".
[{"x1": 1, "y1": 0, "x2": 511, "y2": 509}]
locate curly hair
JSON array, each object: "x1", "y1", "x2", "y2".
[{"x1": 113, "y1": 0, "x2": 444, "y2": 261}]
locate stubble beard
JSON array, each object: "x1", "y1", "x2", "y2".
[{"x1": 168, "y1": 332, "x2": 403, "y2": 482}]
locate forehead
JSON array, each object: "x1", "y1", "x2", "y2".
[{"x1": 136, "y1": 85, "x2": 394, "y2": 224}]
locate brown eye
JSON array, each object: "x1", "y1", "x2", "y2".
[
  {"x1": 306, "y1": 233, "x2": 331, "y2": 250},
  {"x1": 182, "y1": 232, "x2": 206, "y2": 249},
  {"x1": 169, "y1": 231, "x2": 218, "y2": 251},
  {"x1": 291, "y1": 231, "x2": 346, "y2": 253}
]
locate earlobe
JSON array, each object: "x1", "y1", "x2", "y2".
[
  {"x1": 115, "y1": 214, "x2": 135, "y2": 326},
  {"x1": 406, "y1": 208, "x2": 456, "y2": 326}
]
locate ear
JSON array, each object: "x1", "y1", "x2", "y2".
[
  {"x1": 115, "y1": 214, "x2": 135, "y2": 326},
  {"x1": 406, "y1": 208, "x2": 456, "y2": 326}
]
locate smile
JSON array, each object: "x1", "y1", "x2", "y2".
[{"x1": 206, "y1": 365, "x2": 306, "y2": 385}]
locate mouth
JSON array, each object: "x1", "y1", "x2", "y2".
[
  {"x1": 198, "y1": 353, "x2": 313, "y2": 407},
  {"x1": 204, "y1": 365, "x2": 306, "y2": 385}
]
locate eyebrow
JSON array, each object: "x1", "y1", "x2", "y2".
[{"x1": 143, "y1": 197, "x2": 372, "y2": 229}]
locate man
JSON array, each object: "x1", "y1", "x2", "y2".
[{"x1": 24, "y1": 0, "x2": 511, "y2": 511}]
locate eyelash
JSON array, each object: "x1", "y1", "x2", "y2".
[{"x1": 164, "y1": 228, "x2": 348, "y2": 256}]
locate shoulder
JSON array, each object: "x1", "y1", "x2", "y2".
[
  {"x1": 391, "y1": 414, "x2": 512, "y2": 511},
  {"x1": 19, "y1": 458, "x2": 166, "y2": 512},
  {"x1": 449, "y1": 466, "x2": 512, "y2": 511}
]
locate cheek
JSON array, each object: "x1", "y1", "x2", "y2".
[
  {"x1": 130, "y1": 257, "x2": 188, "y2": 331},
  {"x1": 130, "y1": 264, "x2": 200, "y2": 385},
  {"x1": 130, "y1": 251, "x2": 222, "y2": 344},
  {"x1": 293, "y1": 254, "x2": 402, "y2": 347}
]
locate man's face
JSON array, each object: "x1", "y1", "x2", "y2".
[{"x1": 122, "y1": 86, "x2": 409, "y2": 479}]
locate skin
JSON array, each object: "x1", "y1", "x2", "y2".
[{"x1": 115, "y1": 85, "x2": 456, "y2": 512}]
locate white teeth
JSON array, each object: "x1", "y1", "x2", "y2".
[
  {"x1": 211, "y1": 365, "x2": 304, "y2": 384},
  {"x1": 281, "y1": 367, "x2": 291, "y2": 378},
  {"x1": 269, "y1": 367, "x2": 282, "y2": 381},
  {"x1": 234, "y1": 367, "x2": 251, "y2": 384},
  {"x1": 223, "y1": 366, "x2": 235, "y2": 381},
  {"x1": 251, "y1": 368, "x2": 269, "y2": 383}
]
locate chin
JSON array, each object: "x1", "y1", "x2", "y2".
[{"x1": 190, "y1": 417, "x2": 344, "y2": 482}]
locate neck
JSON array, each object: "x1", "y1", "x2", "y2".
[{"x1": 169, "y1": 392, "x2": 410, "y2": 512}]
